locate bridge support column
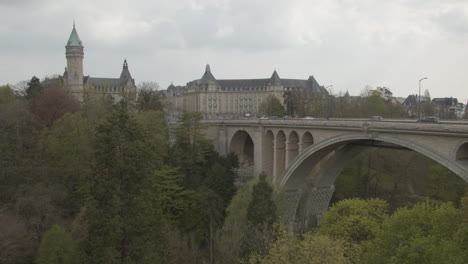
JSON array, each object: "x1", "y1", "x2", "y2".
[
  {"x1": 294, "y1": 186, "x2": 335, "y2": 233},
  {"x1": 283, "y1": 190, "x2": 302, "y2": 232},
  {"x1": 286, "y1": 141, "x2": 299, "y2": 168},
  {"x1": 273, "y1": 144, "x2": 286, "y2": 184}
]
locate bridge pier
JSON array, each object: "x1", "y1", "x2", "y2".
[
  {"x1": 283, "y1": 190, "x2": 302, "y2": 232},
  {"x1": 283, "y1": 186, "x2": 335, "y2": 233},
  {"x1": 273, "y1": 142, "x2": 286, "y2": 184},
  {"x1": 294, "y1": 186, "x2": 335, "y2": 233}
]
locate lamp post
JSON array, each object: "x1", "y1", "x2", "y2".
[
  {"x1": 325, "y1": 85, "x2": 333, "y2": 120},
  {"x1": 418, "y1": 77, "x2": 428, "y2": 119}
]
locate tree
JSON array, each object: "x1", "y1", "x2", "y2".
[
  {"x1": 247, "y1": 173, "x2": 277, "y2": 227},
  {"x1": 361, "y1": 91, "x2": 386, "y2": 117},
  {"x1": 319, "y1": 198, "x2": 389, "y2": 262},
  {"x1": 283, "y1": 89, "x2": 326, "y2": 117},
  {"x1": 249, "y1": 224, "x2": 349, "y2": 264},
  {"x1": 84, "y1": 105, "x2": 170, "y2": 263},
  {"x1": 36, "y1": 225, "x2": 78, "y2": 264},
  {"x1": 153, "y1": 166, "x2": 190, "y2": 226},
  {"x1": 30, "y1": 85, "x2": 80, "y2": 127},
  {"x1": 0, "y1": 85, "x2": 15, "y2": 104},
  {"x1": 363, "y1": 201, "x2": 466, "y2": 264},
  {"x1": 258, "y1": 95, "x2": 285, "y2": 117},
  {"x1": 136, "y1": 81, "x2": 164, "y2": 112},
  {"x1": 428, "y1": 164, "x2": 465, "y2": 205},
  {"x1": 40, "y1": 112, "x2": 93, "y2": 216},
  {"x1": 170, "y1": 111, "x2": 210, "y2": 188},
  {"x1": 216, "y1": 180, "x2": 256, "y2": 264},
  {"x1": 320, "y1": 199, "x2": 389, "y2": 244},
  {"x1": 25, "y1": 76, "x2": 41, "y2": 99}
]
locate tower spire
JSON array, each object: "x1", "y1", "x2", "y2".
[{"x1": 66, "y1": 23, "x2": 82, "y2": 46}]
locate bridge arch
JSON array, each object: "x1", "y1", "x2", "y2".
[
  {"x1": 229, "y1": 130, "x2": 254, "y2": 166},
  {"x1": 301, "y1": 131, "x2": 314, "y2": 152},
  {"x1": 281, "y1": 133, "x2": 468, "y2": 190},
  {"x1": 456, "y1": 141, "x2": 468, "y2": 161},
  {"x1": 279, "y1": 133, "x2": 468, "y2": 232}
]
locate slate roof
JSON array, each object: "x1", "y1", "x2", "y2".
[
  {"x1": 167, "y1": 66, "x2": 326, "y2": 94},
  {"x1": 187, "y1": 66, "x2": 325, "y2": 92},
  {"x1": 432, "y1": 97, "x2": 458, "y2": 107},
  {"x1": 403, "y1": 95, "x2": 417, "y2": 106},
  {"x1": 217, "y1": 78, "x2": 273, "y2": 88},
  {"x1": 83, "y1": 60, "x2": 134, "y2": 88},
  {"x1": 66, "y1": 24, "x2": 82, "y2": 46},
  {"x1": 120, "y1": 59, "x2": 133, "y2": 80},
  {"x1": 200, "y1": 64, "x2": 217, "y2": 84},
  {"x1": 270, "y1": 70, "x2": 281, "y2": 85}
]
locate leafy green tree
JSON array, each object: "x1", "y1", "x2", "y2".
[
  {"x1": 0, "y1": 85, "x2": 15, "y2": 104},
  {"x1": 249, "y1": 224, "x2": 349, "y2": 264},
  {"x1": 170, "y1": 111, "x2": 210, "y2": 188},
  {"x1": 361, "y1": 91, "x2": 386, "y2": 117},
  {"x1": 259, "y1": 95, "x2": 285, "y2": 117},
  {"x1": 284, "y1": 90, "x2": 325, "y2": 117},
  {"x1": 247, "y1": 173, "x2": 277, "y2": 227},
  {"x1": 203, "y1": 162, "x2": 236, "y2": 207},
  {"x1": 428, "y1": 164, "x2": 466, "y2": 205},
  {"x1": 319, "y1": 198, "x2": 389, "y2": 262},
  {"x1": 216, "y1": 180, "x2": 256, "y2": 263},
  {"x1": 84, "y1": 105, "x2": 170, "y2": 264},
  {"x1": 0, "y1": 100, "x2": 39, "y2": 204},
  {"x1": 40, "y1": 112, "x2": 93, "y2": 216},
  {"x1": 153, "y1": 166, "x2": 190, "y2": 226},
  {"x1": 363, "y1": 201, "x2": 466, "y2": 264},
  {"x1": 320, "y1": 199, "x2": 389, "y2": 244},
  {"x1": 134, "y1": 110, "x2": 169, "y2": 167},
  {"x1": 36, "y1": 225, "x2": 78, "y2": 264}
]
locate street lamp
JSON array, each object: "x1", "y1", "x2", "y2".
[
  {"x1": 325, "y1": 85, "x2": 333, "y2": 120},
  {"x1": 418, "y1": 77, "x2": 428, "y2": 119}
]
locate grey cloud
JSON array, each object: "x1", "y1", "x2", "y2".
[
  {"x1": 169, "y1": 0, "x2": 298, "y2": 51},
  {"x1": 432, "y1": 8, "x2": 468, "y2": 38}
]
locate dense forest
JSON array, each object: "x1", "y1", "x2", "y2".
[{"x1": 0, "y1": 80, "x2": 467, "y2": 263}]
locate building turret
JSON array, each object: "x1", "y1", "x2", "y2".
[
  {"x1": 65, "y1": 23, "x2": 84, "y2": 96},
  {"x1": 119, "y1": 59, "x2": 133, "y2": 80},
  {"x1": 270, "y1": 70, "x2": 281, "y2": 85},
  {"x1": 200, "y1": 64, "x2": 217, "y2": 84}
]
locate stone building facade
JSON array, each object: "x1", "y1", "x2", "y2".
[
  {"x1": 62, "y1": 24, "x2": 137, "y2": 102},
  {"x1": 165, "y1": 64, "x2": 325, "y2": 118}
]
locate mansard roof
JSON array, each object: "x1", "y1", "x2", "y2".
[
  {"x1": 182, "y1": 65, "x2": 325, "y2": 92},
  {"x1": 66, "y1": 24, "x2": 83, "y2": 46},
  {"x1": 217, "y1": 78, "x2": 272, "y2": 88}
]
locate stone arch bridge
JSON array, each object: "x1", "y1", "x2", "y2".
[{"x1": 202, "y1": 119, "x2": 468, "y2": 231}]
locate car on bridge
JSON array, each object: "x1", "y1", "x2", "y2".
[
  {"x1": 417, "y1": 116, "x2": 439, "y2": 123},
  {"x1": 302, "y1": 116, "x2": 314, "y2": 119},
  {"x1": 370, "y1": 116, "x2": 383, "y2": 121}
]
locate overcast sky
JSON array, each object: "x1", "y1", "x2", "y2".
[{"x1": 1, "y1": 0, "x2": 467, "y2": 101}]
